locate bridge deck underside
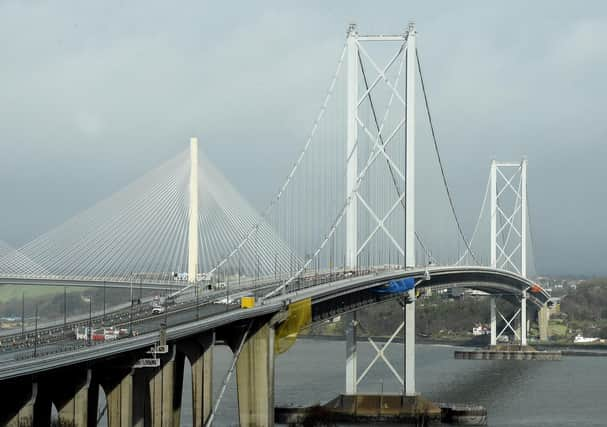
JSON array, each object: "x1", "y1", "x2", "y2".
[{"x1": 305, "y1": 267, "x2": 548, "y2": 325}]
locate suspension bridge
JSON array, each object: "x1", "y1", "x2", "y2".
[{"x1": 0, "y1": 23, "x2": 551, "y2": 427}]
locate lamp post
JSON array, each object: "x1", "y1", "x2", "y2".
[
  {"x1": 130, "y1": 274, "x2": 134, "y2": 308},
  {"x1": 103, "y1": 281, "x2": 106, "y2": 325},
  {"x1": 129, "y1": 274, "x2": 134, "y2": 335},
  {"x1": 21, "y1": 292, "x2": 25, "y2": 339},
  {"x1": 63, "y1": 287, "x2": 67, "y2": 332},
  {"x1": 89, "y1": 297, "x2": 92, "y2": 345},
  {"x1": 34, "y1": 304, "x2": 38, "y2": 357},
  {"x1": 226, "y1": 273, "x2": 230, "y2": 312}
]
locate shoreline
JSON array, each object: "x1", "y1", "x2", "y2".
[
  {"x1": 298, "y1": 333, "x2": 480, "y2": 347},
  {"x1": 298, "y1": 334, "x2": 607, "y2": 355}
]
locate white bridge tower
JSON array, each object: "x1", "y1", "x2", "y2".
[
  {"x1": 489, "y1": 159, "x2": 529, "y2": 346},
  {"x1": 344, "y1": 22, "x2": 418, "y2": 397}
]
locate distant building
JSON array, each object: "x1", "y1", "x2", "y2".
[
  {"x1": 574, "y1": 334, "x2": 598, "y2": 344},
  {"x1": 472, "y1": 324, "x2": 490, "y2": 336}
]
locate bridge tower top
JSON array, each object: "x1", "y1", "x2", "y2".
[{"x1": 344, "y1": 23, "x2": 416, "y2": 270}]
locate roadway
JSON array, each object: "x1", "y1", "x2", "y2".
[{"x1": 0, "y1": 265, "x2": 549, "y2": 380}]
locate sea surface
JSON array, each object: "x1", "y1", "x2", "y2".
[{"x1": 99, "y1": 339, "x2": 607, "y2": 426}]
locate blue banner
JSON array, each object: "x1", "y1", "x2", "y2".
[{"x1": 372, "y1": 277, "x2": 415, "y2": 294}]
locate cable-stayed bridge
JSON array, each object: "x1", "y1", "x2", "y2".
[{"x1": 0, "y1": 23, "x2": 551, "y2": 427}]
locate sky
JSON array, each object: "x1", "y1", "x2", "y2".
[{"x1": 0, "y1": 1, "x2": 605, "y2": 276}]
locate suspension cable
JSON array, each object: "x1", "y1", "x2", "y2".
[
  {"x1": 203, "y1": 43, "x2": 348, "y2": 278},
  {"x1": 525, "y1": 181, "x2": 538, "y2": 276},
  {"x1": 456, "y1": 172, "x2": 490, "y2": 265},
  {"x1": 415, "y1": 48, "x2": 479, "y2": 264}
]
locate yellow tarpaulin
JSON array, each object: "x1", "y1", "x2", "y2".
[{"x1": 274, "y1": 298, "x2": 312, "y2": 355}]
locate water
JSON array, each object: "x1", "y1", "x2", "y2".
[{"x1": 100, "y1": 339, "x2": 607, "y2": 426}]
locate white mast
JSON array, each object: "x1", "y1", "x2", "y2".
[
  {"x1": 345, "y1": 24, "x2": 359, "y2": 270},
  {"x1": 404, "y1": 22, "x2": 416, "y2": 397},
  {"x1": 188, "y1": 137, "x2": 199, "y2": 283}
]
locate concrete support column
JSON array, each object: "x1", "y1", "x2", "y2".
[
  {"x1": 172, "y1": 352, "x2": 185, "y2": 427},
  {"x1": 33, "y1": 387, "x2": 52, "y2": 427},
  {"x1": 149, "y1": 346, "x2": 179, "y2": 427},
  {"x1": 132, "y1": 370, "x2": 151, "y2": 427},
  {"x1": 55, "y1": 369, "x2": 92, "y2": 427},
  {"x1": 521, "y1": 292, "x2": 527, "y2": 346},
  {"x1": 185, "y1": 334, "x2": 214, "y2": 427},
  {"x1": 490, "y1": 297, "x2": 497, "y2": 346},
  {"x1": 88, "y1": 382, "x2": 99, "y2": 427},
  {"x1": 345, "y1": 311, "x2": 357, "y2": 395},
  {"x1": 104, "y1": 369, "x2": 134, "y2": 427},
  {"x1": 3, "y1": 383, "x2": 37, "y2": 427},
  {"x1": 236, "y1": 322, "x2": 276, "y2": 427},
  {"x1": 539, "y1": 305, "x2": 550, "y2": 342}
]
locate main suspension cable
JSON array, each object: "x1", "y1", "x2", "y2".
[{"x1": 416, "y1": 48, "x2": 479, "y2": 264}]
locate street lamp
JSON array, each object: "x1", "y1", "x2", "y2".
[
  {"x1": 89, "y1": 298, "x2": 92, "y2": 344},
  {"x1": 63, "y1": 286, "x2": 67, "y2": 335},
  {"x1": 21, "y1": 292, "x2": 25, "y2": 339},
  {"x1": 130, "y1": 273, "x2": 134, "y2": 308},
  {"x1": 82, "y1": 296, "x2": 92, "y2": 345},
  {"x1": 33, "y1": 304, "x2": 38, "y2": 357},
  {"x1": 103, "y1": 281, "x2": 106, "y2": 325}
]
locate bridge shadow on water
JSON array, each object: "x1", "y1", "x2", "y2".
[{"x1": 419, "y1": 348, "x2": 538, "y2": 404}]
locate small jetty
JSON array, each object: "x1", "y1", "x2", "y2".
[
  {"x1": 454, "y1": 345, "x2": 561, "y2": 360},
  {"x1": 275, "y1": 394, "x2": 487, "y2": 425}
]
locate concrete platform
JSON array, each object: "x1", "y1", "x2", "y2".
[
  {"x1": 454, "y1": 345, "x2": 561, "y2": 361},
  {"x1": 275, "y1": 394, "x2": 487, "y2": 425}
]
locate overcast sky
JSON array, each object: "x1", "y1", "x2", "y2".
[{"x1": 0, "y1": 1, "x2": 605, "y2": 276}]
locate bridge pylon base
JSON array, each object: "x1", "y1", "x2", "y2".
[
  {"x1": 454, "y1": 346, "x2": 562, "y2": 361},
  {"x1": 275, "y1": 394, "x2": 490, "y2": 425}
]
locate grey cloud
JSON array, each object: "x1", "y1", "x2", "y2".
[{"x1": 0, "y1": 0, "x2": 606, "y2": 275}]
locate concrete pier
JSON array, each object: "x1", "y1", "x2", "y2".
[
  {"x1": 454, "y1": 346, "x2": 561, "y2": 361},
  {"x1": 275, "y1": 394, "x2": 489, "y2": 425},
  {"x1": 190, "y1": 335, "x2": 214, "y2": 426},
  {"x1": 276, "y1": 395, "x2": 488, "y2": 425},
  {"x1": 538, "y1": 305, "x2": 550, "y2": 342},
  {"x1": 0, "y1": 333, "x2": 218, "y2": 427},
  {"x1": 236, "y1": 321, "x2": 276, "y2": 427},
  {"x1": 176, "y1": 334, "x2": 214, "y2": 427},
  {"x1": 102, "y1": 368, "x2": 134, "y2": 427},
  {"x1": 148, "y1": 346, "x2": 178, "y2": 427},
  {"x1": 54, "y1": 369, "x2": 92, "y2": 427},
  {"x1": 2, "y1": 382, "x2": 37, "y2": 427}
]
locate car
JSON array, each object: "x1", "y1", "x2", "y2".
[
  {"x1": 213, "y1": 296, "x2": 239, "y2": 305},
  {"x1": 152, "y1": 305, "x2": 166, "y2": 315}
]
